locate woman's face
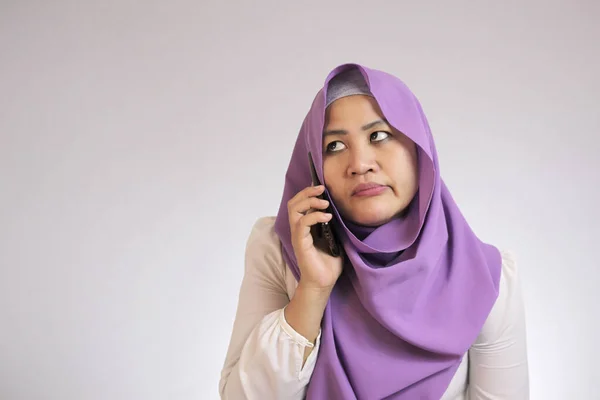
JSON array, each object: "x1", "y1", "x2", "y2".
[{"x1": 322, "y1": 95, "x2": 419, "y2": 227}]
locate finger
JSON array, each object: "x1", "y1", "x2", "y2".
[
  {"x1": 287, "y1": 185, "x2": 325, "y2": 212},
  {"x1": 287, "y1": 186, "x2": 327, "y2": 230},
  {"x1": 295, "y1": 211, "x2": 333, "y2": 240},
  {"x1": 295, "y1": 197, "x2": 330, "y2": 216},
  {"x1": 289, "y1": 199, "x2": 329, "y2": 237}
]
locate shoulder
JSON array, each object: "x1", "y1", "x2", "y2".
[
  {"x1": 474, "y1": 249, "x2": 526, "y2": 345},
  {"x1": 244, "y1": 216, "x2": 289, "y2": 285},
  {"x1": 498, "y1": 249, "x2": 519, "y2": 289},
  {"x1": 246, "y1": 216, "x2": 282, "y2": 254},
  {"x1": 247, "y1": 216, "x2": 279, "y2": 246}
]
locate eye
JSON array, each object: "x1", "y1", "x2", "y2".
[
  {"x1": 370, "y1": 131, "x2": 390, "y2": 142},
  {"x1": 326, "y1": 140, "x2": 346, "y2": 153}
]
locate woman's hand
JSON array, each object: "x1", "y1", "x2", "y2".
[{"x1": 287, "y1": 185, "x2": 344, "y2": 291}]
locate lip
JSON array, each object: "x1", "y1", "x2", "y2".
[{"x1": 352, "y1": 183, "x2": 388, "y2": 197}]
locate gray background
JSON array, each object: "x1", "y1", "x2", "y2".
[{"x1": 1, "y1": 1, "x2": 598, "y2": 399}]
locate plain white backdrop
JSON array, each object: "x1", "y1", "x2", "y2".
[{"x1": 1, "y1": 1, "x2": 598, "y2": 399}]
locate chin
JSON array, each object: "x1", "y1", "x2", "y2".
[
  {"x1": 343, "y1": 198, "x2": 411, "y2": 227},
  {"x1": 348, "y1": 208, "x2": 397, "y2": 227},
  {"x1": 356, "y1": 216, "x2": 394, "y2": 227}
]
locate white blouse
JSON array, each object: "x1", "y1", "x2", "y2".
[{"x1": 219, "y1": 217, "x2": 529, "y2": 399}]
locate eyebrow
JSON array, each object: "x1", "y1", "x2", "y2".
[{"x1": 323, "y1": 119, "x2": 390, "y2": 137}]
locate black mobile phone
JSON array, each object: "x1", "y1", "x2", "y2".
[{"x1": 308, "y1": 152, "x2": 341, "y2": 257}]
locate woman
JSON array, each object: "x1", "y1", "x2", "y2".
[{"x1": 219, "y1": 64, "x2": 529, "y2": 399}]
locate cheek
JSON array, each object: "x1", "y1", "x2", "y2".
[
  {"x1": 323, "y1": 161, "x2": 349, "y2": 204},
  {"x1": 388, "y1": 146, "x2": 419, "y2": 187},
  {"x1": 323, "y1": 161, "x2": 341, "y2": 191}
]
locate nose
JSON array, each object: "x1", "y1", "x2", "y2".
[{"x1": 347, "y1": 144, "x2": 379, "y2": 176}]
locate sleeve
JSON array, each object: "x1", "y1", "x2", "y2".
[
  {"x1": 219, "y1": 217, "x2": 321, "y2": 400},
  {"x1": 467, "y1": 250, "x2": 530, "y2": 399}
]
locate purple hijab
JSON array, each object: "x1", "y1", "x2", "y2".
[{"x1": 274, "y1": 63, "x2": 502, "y2": 399}]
